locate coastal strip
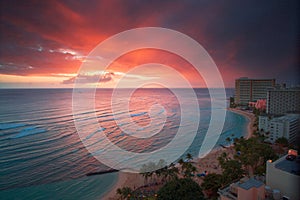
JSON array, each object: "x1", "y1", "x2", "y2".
[
  {"x1": 227, "y1": 108, "x2": 256, "y2": 139},
  {"x1": 103, "y1": 108, "x2": 255, "y2": 199}
]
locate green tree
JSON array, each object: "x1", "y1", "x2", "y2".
[
  {"x1": 116, "y1": 186, "x2": 134, "y2": 200},
  {"x1": 140, "y1": 160, "x2": 167, "y2": 184},
  {"x1": 226, "y1": 137, "x2": 231, "y2": 146},
  {"x1": 201, "y1": 173, "x2": 223, "y2": 199},
  {"x1": 234, "y1": 137, "x2": 278, "y2": 176},
  {"x1": 178, "y1": 154, "x2": 197, "y2": 178},
  {"x1": 160, "y1": 163, "x2": 179, "y2": 182},
  {"x1": 218, "y1": 153, "x2": 244, "y2": 185},
  {"x1": 158, "y1": 178, "x2": 204, "y2": 200},
  {"x1": 186, "y1": 153, "x2": 193, "y2": 162},
  {"x1": 275, "y1": 137, "x2": 289, "y2": 147}
]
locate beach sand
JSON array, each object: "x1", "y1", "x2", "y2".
[
  {"x1": 228, "y1": 108, "x2": 256, "y2": 139},
  {"x1": 103, "y1": 108, "x2": 255, "y2": 199},
  {"x1": 103, "y1": 172, "x2": 144, "y2": 200}
]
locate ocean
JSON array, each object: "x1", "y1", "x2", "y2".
[{"x1": 0, "y1": 88, "x2": 248, "y2": 199}]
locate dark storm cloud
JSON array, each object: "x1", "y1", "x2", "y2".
[{"x1": 0, "y1": 0, "x2": 299, "y2": 85}]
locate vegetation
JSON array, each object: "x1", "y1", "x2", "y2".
[
  {"x1": 233, "y1": 137, "x2": 278, "y2": 176},
  {"x1": 218, "y1": 152, "x2": 244, "y2": 184},
  {"x1": 229, "y1": 97, "x2": 236, "y2": 108},
  {"x1": 117, "y1": 123, "x2": 280, "y2": 199},
  {"x1": 202, "y1": 136, "x2": 278, "y2": 198},
  {"x1": 178, "y1": 153, "x2": 197, "y2": 178},
  {"x1": 201, "y1": 173, "x2": 223, "y2": 199},
  {"x1": 140, "y1": 159, "x2": 179, "y2": 185},
  {"x1": 158, "y1": 178, "x2": 204, "y2": 200},
  {"x1": 140, "y1": 159, "x2": 168, "y2": 184},
  {"x1": 201, "y1": 152, "x2": 244, "y2": 198},
  {"x1": 116, "y1": 186, "x2": 134, "y2": 200},
  {"x1": 155, "y1": 162, "x2": 179, "y2": 183},
  {"x1": 136, "y1": 154, "x2": 199, "y2": 199},
  {"x1": 275, "y1": 137, "x2": 289, "y2": 147},
  {"x1": 252, "y1": 107, "x2": 260, "y2": 116}
]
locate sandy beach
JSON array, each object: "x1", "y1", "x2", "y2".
[
  {"x1": 103, "y1": 108, "x2": 255, "y2": 199},
  {"x1": 228, "y1": 108, "x2": 256, "y2": 139},
  {"x1": 103, "y1": 172, "x2": 145, "y2": 200}
]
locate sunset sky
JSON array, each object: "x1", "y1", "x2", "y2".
[{"x1": 0, "y1": 0, "x2": 299, "y2": 88}]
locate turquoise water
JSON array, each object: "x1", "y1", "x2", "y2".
[
  {"x1": 0, "y1": 173, "x2": 117, "y2": 200},
  {"x1": 0, "y1": 88, "x2": 247, "y2": 199}
]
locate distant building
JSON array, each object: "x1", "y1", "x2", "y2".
[
  {"x1": 248, "y1": 99, "x2": 266, "y2": 111},
  {"x1": 235, "y1": 77, "x2": 275, "y2": 105},
  {"x1": 218, "y1": 177, "x2": 265, "y2": 200},
  {"x1": 266, "y1": 87, "x2": 300, "y2": 115},
  {"x1": 266, "y1": 153, "x2": 300, "y2": 200},
  {"x1": 259, "y1": 114, "x2": 300, "y2": 144}
]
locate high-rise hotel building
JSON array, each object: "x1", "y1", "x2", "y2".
[
  {"x1": 234, "y1": 77, "x2": 275, "y2": 105},
  {"x1": 259, "y1": 86, "x2": 300, "y2": 144},
  {"x1": 266, "y1": 87, "x2": 300, "y2": 115}
]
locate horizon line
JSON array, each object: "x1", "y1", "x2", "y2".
[{"x1": 0, "y1": 87, "x2": 234, "y2": 89}]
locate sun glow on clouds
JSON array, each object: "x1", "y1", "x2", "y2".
[
  {"x1": 0, "y1": 1, "x2": 299, "y2": 88},
  {"x1": 0, "y1": 45, "x2": 210, "y2": 88},
  {"x1": 0, "y1": 74, "x2": 69, "y2": 88}
]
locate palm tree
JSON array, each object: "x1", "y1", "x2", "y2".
[
  {"x1": 183, "y1": 162, "x2": 197, "y2": 178},
  {"x1": 165, "y1": 163, "x2": 179, "y2": 181},
  {"x1": 226, "y1": 137, "x2": 231, "y2": 146},
  {"x1": 140, "y1": 171, "x2": 152, "y2": 185},
  {"x1": 178, "y1": 158, "x2": 184, "y2": 165},
  {"x1": 186, "y1": 153, "x2": 193, "y2": 162},
  {"x1": 116, "y1": 187, "x2": 133, "y2": 200}
]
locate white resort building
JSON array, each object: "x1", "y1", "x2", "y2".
[{"x1": 259, "y1": 114, "x2": 300, "y2": 144}]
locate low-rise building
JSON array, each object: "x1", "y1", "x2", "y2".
[{"x1": 218, "y1": 177, "x2": 265, "y2": 200}]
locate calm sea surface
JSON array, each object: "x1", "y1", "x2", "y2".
[{"x1": 0, "y1": 88, "x2": 247, "y2": 199}]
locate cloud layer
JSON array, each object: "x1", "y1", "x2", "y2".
[{"x1": 0, "y1": 0, "x2": 299, "y2": 87}]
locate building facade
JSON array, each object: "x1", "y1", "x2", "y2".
[
  {"x1": 266, "y1": 155, "x2": 300, "y2": 200},
  {"x1": 259, "y1": 114, "x2": 300, "y2": 144},
  {"x1": 266, "y1": 87, "x2": 300, "y2": 115},
  {"x1": 235, "y1": 77, "x2": 275, "y2": 105}
]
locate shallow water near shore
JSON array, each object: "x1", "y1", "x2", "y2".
[{"x1": 0, "y1": 88, "x2": 247, "y2": 199}]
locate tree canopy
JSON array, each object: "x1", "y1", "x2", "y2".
[
  {"x1": 233, "y1": 137, "x2": 278, "y2": 176},
  {"x1": 218, "y1": 152, "x2": 244, "y2": 184},
  {"x1": 275, "y1": 137, "x2": 289, "y2": 147},
  {"x1": 158, "y1": 178, "x2": 204, "y2": 200},
  {"x1": 201, "y1": 173, "x2": 223, "y2": 199}
]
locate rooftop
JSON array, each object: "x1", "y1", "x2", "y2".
[
  {"x1": 272, "y1": 114, "x2": 300, "y2": 122},
  {"x1": 267, "y1": 87, "x2": 300, "y2": 91},
  {"x1": 239, "y1": 178, "x2": 264, "y2": 190},
  {"x1": 275, "y1": 156, "x2": 300, "y2": 176},
  {"x1": 218, "y1": 177, "x2": 265, "y2": 199},
  {"x1": 236, "y1": 77, "x2": 275, "y2": 81}
]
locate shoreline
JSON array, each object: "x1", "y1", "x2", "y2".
[
  {"x1": 227, "y1": 108, "x2": 256, "y2": 139},
  {"x1": 103, "y1": 108, "x2": 255, "y2": 199},
  {"x1": 102, "y1": 172, "x2": 144, "y2": 200}
]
